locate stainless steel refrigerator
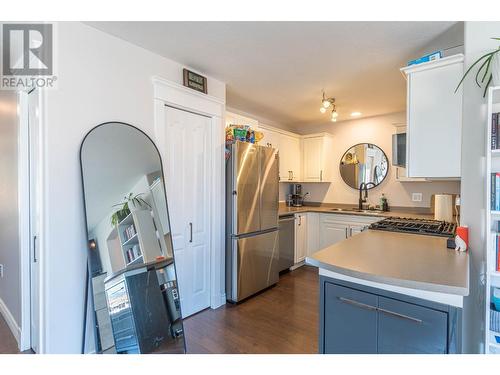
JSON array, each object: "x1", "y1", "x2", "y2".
[{"x1": 226, "y1": 141, "x2": 279, "y2": 303}]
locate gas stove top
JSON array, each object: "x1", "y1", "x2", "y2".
[{"x1": 368, "y1": 217, "x2": 456, "y2": 237}]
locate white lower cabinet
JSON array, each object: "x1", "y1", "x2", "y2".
[
  {"x1": 294, "y1": 213, "x2": 307, "y2": 263},
  {"x1": 348, "y1": 224, "x2": 366, "y2": 237},
  {"x1": 318, "y1": 213, "x2": 381, "y2": 250},
  {"x1": 306, "y1": 212, "x2": 320, "y2": 257},
  {"x1": 293, "y1": 212, "x2": 381, "y2": 267},
  {"x1": 320, "y1": 221, "x2": 348, "y2": 249}
]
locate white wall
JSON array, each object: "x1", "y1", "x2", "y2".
[
  {"x1": 461, "y1": 21, "x2": 500, "y2": 354},
  {"x1": 413, "y1": 22, "x2": 464, "y2": 59},
  {"x1": 0, "y1": 91, "x2": 21, "y2": 331},
  {"x1": 41, "y1": 22, "x2": 225, "y2": 353},
  {"x1": 284, "y1": 112, "x2": 461, "y2": 208}
]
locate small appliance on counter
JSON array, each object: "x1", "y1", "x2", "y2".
[
  {"x1": 434, "y1": 194, "x2": 454, "y2": 222},
  {"x1": 289, "y1": 183, "x2": 304, "y2": 207}
]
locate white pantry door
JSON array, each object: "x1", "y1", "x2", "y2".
[{"x1": 163, "y1": 106, "x2": 211, "y2": 317}]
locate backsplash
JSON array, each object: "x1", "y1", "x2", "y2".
[
  {"x1": 282, "y1": 111, "x2": 461, "y2": 209},
  {"x1": 279, "y1": 180, "x2": 460, "y2": 209}
]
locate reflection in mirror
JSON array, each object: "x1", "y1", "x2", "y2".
[
  {"x1": 339, "y1": 143, "x2": 389, "y2": 189},
  {"x1": 80, "y1": 122, "x2": 185, "y2": 354}
]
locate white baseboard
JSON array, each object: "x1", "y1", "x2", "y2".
[
  {"x1": 0, "y1": 297, "x2": 20, "y2": 348},
  {"x1": 290, "y1": 261, "x2": 305, "y2": 271}
]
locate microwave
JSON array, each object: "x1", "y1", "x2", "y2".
[{"x1": 392, "y1": 133, "x2": 406, "y2": 167}]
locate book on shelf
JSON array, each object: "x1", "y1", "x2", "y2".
[
  {"x1": 123, "y1": 224, "x2": 136, "y2": 242},
  {"x1": 126, "y1": 248, "x2": 134, "y2": 263},
  {"x1": 493, "y1": 112, "x2": 500, "y2": 150},
  {"x1": 497, "y1": 234, "x2": 500, "y2": 272},
  {"x1": 492, "y1": 173, "x2": 500, "y2": 211}
]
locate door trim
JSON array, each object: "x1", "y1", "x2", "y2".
[
  {"x1": 18, "y1": 91, "x2": 31, "y2": 351},
  {"x1": 153, "y1": 76, "x2": 226, "y2": 310}
]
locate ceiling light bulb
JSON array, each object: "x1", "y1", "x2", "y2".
[
  {"x1": 331, "y1": 111, "x2": 338, "y2": 119},
  {"x1": 322, "y1": 100, "x2": 331, "y2": 109},
  {"x1": 331, "y1": 117, "x2": 337, "y2": 122},
  {"x1": 320, "y1": 107, "x2": 326, "y2": 114},
  {"x1": 351, "y1": 112, "x2": 362, "y2": 117}
]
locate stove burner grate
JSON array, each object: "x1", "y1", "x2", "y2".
[{"x1": 368, "y1": 217, "x2": 456, "y2": 237}]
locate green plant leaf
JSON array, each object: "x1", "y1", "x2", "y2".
[
  {"x1": 455, "y1": 51, "x2": 496, "y2": 93},
  {"x1": 483, "y1": 74, "x2": 493, "y2": 98},
  {"x1": 481, "y1": 56, "x2": 492, "y2": 84},
  {"x1": 475, "y1": 55, "x2": 493, "y2": 87}
]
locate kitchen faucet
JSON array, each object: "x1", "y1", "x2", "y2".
[{"x1": 358, "y1": 182, "x2": 375, "y2": 210}]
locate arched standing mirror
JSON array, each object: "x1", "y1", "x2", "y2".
[
  {"x1": 339, "y1": 143, "x2": 389, "y2": 189},
  {"x1": 80, "y1": 122, "x2": 185, "y2": 354}
]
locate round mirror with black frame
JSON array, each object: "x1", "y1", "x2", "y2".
[
  {"x1": 80, "y1": 122, "x2": 186, "y2": 354},
  {"x1": 339, "y1": 143, "x2": 389, "y2": 189}
]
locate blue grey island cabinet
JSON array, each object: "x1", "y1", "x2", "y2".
[{"x1": 319, "y1": 276, "x2": 462, "y2": 354}]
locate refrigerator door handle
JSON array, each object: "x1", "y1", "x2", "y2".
[{"x1": 189, "y1": 222, "x2": 193, "y2": 243}]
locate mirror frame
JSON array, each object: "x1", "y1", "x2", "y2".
[
  {"x1": 79, "y1": 121, "x2": 186, "y2": 354},
  {"x1": 338, "y1": 142, "x2": 389, "y2": 190}
]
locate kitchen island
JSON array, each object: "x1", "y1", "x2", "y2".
[{"x1": 306, "y1": 230, "x2": 469, "y2": 354}]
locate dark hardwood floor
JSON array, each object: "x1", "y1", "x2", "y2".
[
  {"x1": 0, "y1": 314, "x2": 19, "y2": 354},
  {"x1": 183, "y1": 265, "x2": 319, "y2": 354}
]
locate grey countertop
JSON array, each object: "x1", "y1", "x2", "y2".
[{"x1": 306, "y1": 230, "x2": 469, "y2": 296}]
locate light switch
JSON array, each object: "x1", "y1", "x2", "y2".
[{"x1": 412, "y1": 193, "x2": 423, "y2": 202}]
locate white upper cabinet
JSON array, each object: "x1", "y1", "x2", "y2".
[
  {"x1": 302, "y1": 133, "x2": 334, "y2": 182},
  {"x1": 259, "y1": 125, "x2": 301, "y2": 182},
  {"x1": 401, "y1": 54, "x2": 463, "y2": 179},
  {"x1": 279, "y1": 133, "x2": 301, "y2": 182}
]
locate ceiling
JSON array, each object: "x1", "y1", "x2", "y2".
[
  {"x1": 81, "y1": 123, "x2": 161, "y2": 229},
  {"x1": 87, "y1": 21, "x2": 456, "y2": 128}
]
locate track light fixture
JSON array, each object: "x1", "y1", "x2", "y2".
[{"x1": 320, "y1": 91, "x2": 338, "y2": 122}]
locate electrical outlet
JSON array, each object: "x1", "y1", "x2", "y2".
[
  {"x1": 412, "y1": 193, "x2": 423, "y2": 202},
  {"x1": 0, "y1": 264, "x2": 3, "y2": 278}
]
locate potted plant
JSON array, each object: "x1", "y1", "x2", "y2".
[
  {"x1": 110, "y1": 193, "x2": 151, "y2": 226},
  {"x1": 456, "y1": 37, "x2": 500, "y2": 97}
]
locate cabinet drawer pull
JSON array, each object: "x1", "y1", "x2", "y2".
[
  {"x1": 189, "y1": 222, "x2": 193, "y2": 243},
  {"x1": 320, "y1": 170, "x2": 323, "y2": 181},
  {"x1": 345, "y1": 227, "x2": 348, "y2": 238},
  {"x1": 378, "y1": 307, "x2": 423, "y2": 324},
  {"x1": 338, "y1": 297, "x2": 377, "y2": 311}
]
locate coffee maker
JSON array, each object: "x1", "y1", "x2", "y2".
[{"x1": 289, "y1": 183, "x2": 304, "y2": 207}]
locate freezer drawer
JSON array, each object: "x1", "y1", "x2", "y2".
[{"x1": 227, "y1": 230, "x2": 279, "y2": 302}]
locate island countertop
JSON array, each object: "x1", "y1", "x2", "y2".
[{"x1": 306, "y1": 230, "x2": 469, "y2": 297}]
